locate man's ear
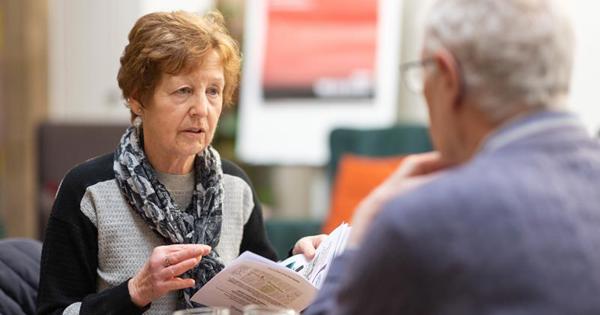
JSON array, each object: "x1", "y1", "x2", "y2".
[{"x1": 434, "y1": 49, "x2": 463, "y2": 109}]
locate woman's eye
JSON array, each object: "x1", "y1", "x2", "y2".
[
  {"x1": 175, "y1": 87, "x2": 193, "y2": 95},
  {"x1": 207, "y1": 87, "x2": 221, "y2": 97}
]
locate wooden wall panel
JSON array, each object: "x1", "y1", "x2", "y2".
[{"x1": 0, "y1": 0, "x2": 48, "y2": 238}]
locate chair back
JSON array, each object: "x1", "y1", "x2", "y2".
[
  {"x1": 327, "y1": 125, "x2": 432, "y2": 182},
  {"x1": 323, "y1": 125, "x2": 433, "y2": 233}
]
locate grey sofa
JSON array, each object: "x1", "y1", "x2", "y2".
[{"x1": 0, "y1": 238, "x2": 43, "y2": 315}]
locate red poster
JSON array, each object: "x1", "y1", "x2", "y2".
[{"x1": 262, "y1": 0, "x2": 378, "y2": 100}]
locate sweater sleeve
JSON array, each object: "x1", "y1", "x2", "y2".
[
  {"x1": 239, "y1": 197, "x2": 278, "y2": 261},
  {"x1": 221, "y1": 160, "x2": 278, "y2": 261},
  {"x1": 37, "y1": 162, "x2": 148, "y2": 315}
]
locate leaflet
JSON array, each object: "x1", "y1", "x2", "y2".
[
  {"x1": 191, "y1": 223, "x2": 351, "y2": 314},
  {"x1": 280, "y1": 222, "x2": 351, "y2": 288}
]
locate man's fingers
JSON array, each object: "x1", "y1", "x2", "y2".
[
  {"x1": 383, "y1": 152, "x2": 446, "y2": 185},
  {"x1": 416, "y1": 155, "x2": 453, "y2": 174}
]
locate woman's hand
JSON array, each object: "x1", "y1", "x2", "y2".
[
  {"x1": 128, "y1": 244, "x2": 211, "y2": 307},
  {"x1": 348, "y1": 152, "x2": 452, "y2": 247},
  {"x1": 292, "y1": 234, "x2": 328, "y2": 260}
]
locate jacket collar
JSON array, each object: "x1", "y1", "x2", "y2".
[{"x1": 480, "y1": 110, "x2": 586, "y2": 154}]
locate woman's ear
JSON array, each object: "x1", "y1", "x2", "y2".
[
  {"x1": 434, "y1": 49, "x2": 464, "y2": 109},
  {"x1": 128, "y1": 97, "x2": 144, "y2": 116}
]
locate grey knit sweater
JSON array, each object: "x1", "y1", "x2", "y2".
[{"x1": 37, "y1": 153, "x2": 277, "y2": 315}]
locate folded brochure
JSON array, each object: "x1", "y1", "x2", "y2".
[{"x1": 191, "y1": 223, "x2": 351, "y2": 314}]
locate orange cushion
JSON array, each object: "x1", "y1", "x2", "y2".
[{"x1": 322, "y1": 154, "x2": 405, "y2": 234}]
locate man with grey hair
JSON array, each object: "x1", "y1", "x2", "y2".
[{"x1": 305, "y1": 0, "x2": 600, "y2": 314}]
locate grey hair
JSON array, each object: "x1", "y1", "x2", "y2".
[{"x1": 423, "y1": 0, "x2": 575, "y2": 121}]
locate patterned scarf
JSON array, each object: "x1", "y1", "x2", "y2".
[{"x1": 113, "y1": 124, "x2": 225, "y2": 308}]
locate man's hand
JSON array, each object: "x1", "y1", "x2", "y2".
[
  {"x1": 348, "y1": 152, "x2": 452, "y2": 247},
  {"x1": 128, "y1": 244, "x2": 211, "y2": 307}
]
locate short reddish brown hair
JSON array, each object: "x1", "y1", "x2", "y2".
[{"x1": 117, "y1": 10, "x2": 241, "y2": 118}]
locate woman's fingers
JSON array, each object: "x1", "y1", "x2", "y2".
[
  {"x1": 164, "y1": 244, "x2": 212, "y2": 254},
  {"x1": 156, "y1": 244, "x2": 211, "y2": 268},
  {"x1": 164, "y1": 244, "x2": 211, "y2": 261},
  {"x1": 162, "y1": 277, "x2": 196, "y2": 292},
  {"x1": 311, "y1": 234, "x2": 327, "y2": 248},
  {"x1": 294, "y1": 239, "x2": 315, "y2": 258},
  {"x1": 293, "y1": 234, "x2": 328, "y2": 259},
  {"x1": 129, "y1": 245, "x2": 211, "y2": 307},
  {"x1": 159, "y1": 257, "x2": 202, "y2": 280}
]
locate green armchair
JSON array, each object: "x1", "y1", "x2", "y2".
[{"x1": 265, "y1": 218, "x2": 322, "y2": 260}]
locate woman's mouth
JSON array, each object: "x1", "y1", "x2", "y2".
[
  {"x1": 183, "y1": 127, "x2": 205, "y2": 134},
  {"x1": 181, "y1": 127, "x2": 207, "y2": 140}
]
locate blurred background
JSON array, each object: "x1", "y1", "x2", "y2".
[{"x1": 0, "y1": 0, "x2": 598, "y2": 255}]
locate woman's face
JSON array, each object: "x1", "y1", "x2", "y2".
[{"x1": 133, "y1": 50, "x2": 224, "y2": 172}]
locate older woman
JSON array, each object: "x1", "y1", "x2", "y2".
[{"x1": 37, "y1": 11, "x2": 321, "y2": 315}]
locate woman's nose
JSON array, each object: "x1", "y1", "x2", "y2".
[{"x1": 189, "y1": 93, "x2": 209, "y2": 117}]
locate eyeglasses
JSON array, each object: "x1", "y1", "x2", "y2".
[{"x1": 400, "y1": 58, "x2": 437, "y2": 94}]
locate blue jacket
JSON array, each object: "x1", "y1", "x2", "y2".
[{"x1": 306, "y1": 111, "x2": 600, "y2": 315}]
